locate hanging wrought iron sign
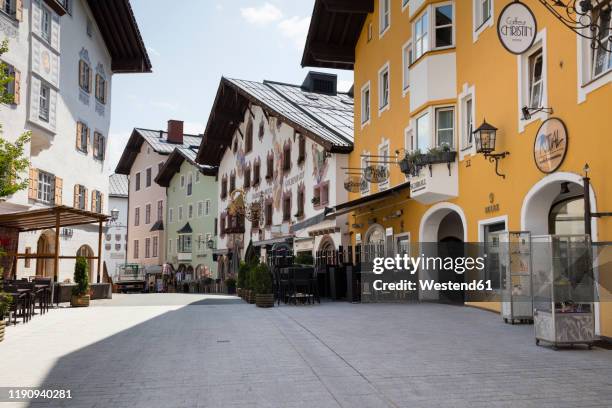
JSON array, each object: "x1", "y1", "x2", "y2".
[
  {"x1": 498, "y1": 1, "x2": 538, "y2": 54},
  {"x1": 363, "y1": 165, "x2": 389, "y2": 184},
  {"x1": 536, "y1": 0, "x2": 612, "y2": 53},
  {"x1": 533, "y1": 117, "x2": 568, "y2": 174},
  {"x1": 343, "y1": 176, "x2": 367, "y2": 193}
]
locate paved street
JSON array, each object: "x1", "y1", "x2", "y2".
[{"x1": 0, "y1": 294, "x2": 611, "y2": 408}]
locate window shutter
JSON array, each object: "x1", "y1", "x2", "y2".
[
  {"x1": 78, "y1": 61, "x2": 83, "y2": 89},
  {"x1": 76, "y1": 122, "x2": 82, "y2": 150},
  {"x1": 50, "y1": 15, "x2": 60, "y2": 51},
  {"x1": 84, "y1": 187, "x2": 88, "y2": 210},
  {"x1": 100, "y1": 135, "x2": 105, "y2": 160},
  {"x1": 13, "y1": 69, "x2": 20, "y2": 104},
  {"x1": 85, "y1": 126, "x2": 90, "y2": 153},
  {"x1": 99, "y1": 193, "x2": 104, "y2": 213},
  {"x1": 73, "y1": 185, "x2": 78, "y2": 207},
  {"x1": 91, "y1": 190, "x2": 97, "y2": 211},
  {"x1": 28, "y1": 168, "x2": 38, "y2": 200},
  {"x1": 88, "y1": 67, "x2": 92, "y2": 93},
  {"x1": 54, "y1": 177, "x2": 62, "y2": 205},
  {"x1": 15, "y1": 0, "x2": 22, "y2": 21}
]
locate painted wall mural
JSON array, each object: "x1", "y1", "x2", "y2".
[{"x1": 312, "y1": 145, "x2": 329, "y2": 184}]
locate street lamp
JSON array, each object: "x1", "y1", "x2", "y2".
[{"x1": 473, "y1": 119, "x2": 510, "y2": 178}]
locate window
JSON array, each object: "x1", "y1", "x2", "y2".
[
  {"x1": 115, "y1": 234, "x2": 121, "y2": 241},
  {"x1": 37, "y1": 171, "x2": 55, "y2": 203},
  {"x1": 436, "y1": 107, "x2": 454, "y2": 148},
  {"x1": 93, "y1": 132, "x2": 105, "y2": 160},
  {"x1": 414, "y1": 11, "x2": 429, "y2": 59},
  {"x1": 145, "y1": 238, "x2": 151, "y2": 258},
  {"x1": 378, "y1": 142, "x2": 390, "y2": 191},
  {"x1": 41, "y1": 6, "x2": 51, "y2": 43},
  {"x1": 133, "y1": 240, "x2": 139, "y2": 259},
  {"x1": 2, "y1": 63, "x2": 19, "y2": 104},
  {"x1": 361, "y1": 156, "x2": 370, "y2": 194},
  {"x1": 435, "y1": 4, "x2": 453, "y2": 48},
  {"x1": 265, "y1": 202, "x2": 273, "y2": 226},
  {"x1": 378, "y1": 64, "x2": 390, "y2": 112},
  {"x1": 245, "y1": 120, "x2": 253, "y2": 153},
  {"x1": 266, "y1": 155, "x2": 274, "y2": 179},
  {"x1": 230, "y1": 173, "x2": 236, "y2": 192},
  {"x1": 169, "y1": 208, "x2": 174, "y2": 223},
  {"x1": 416, "y1": 112, "x2": 431, "y2": 151},
  {"x1": 475, "y1": 0, "x2": 492, "y2": 30},
  {"x1": 146, "y1": 167, "x2": 152, "y2": 188},
  {"x1": 135, "y1": 172, "x2": 141, "y2": 191},
  {"x1": 178, "y1": 206, "x2": 183, "y2": 221},
  {"x1": 402, "y1": 41, "x2": 413, "y2": 91},
  {"x1": 298, "y1": 134, "x2": 306, "y2": 164},
  {"x1": 402, "y1": 0, "x2": 409, "y2": 10},
  {"x1": 106, "y1": 234, "x2": 111, "y2": 241},
  {"x1": 114, "y1": 243, "x2": 121, "y2": 251},
  {"x1": 379, "y1": 0, "x2": 390, "y2": 35},
  {"x1": 244, "y1": 165, "x2": 251, "y2": 189},
  {"x1": 188, "y1": 204, "x2": 193, "y2": 219},
  {"x1": 482, "y1": 221, "x2": 506, "y2": 289},
  {"x1": 79, "y1": 60, "x2": 91, "y2": 93},
  {"x1": 178, "y1": 234, "x2": 192, "y2": 253},
  {"x1": 205, "y1": 199, "x2": 211, "y2": 216},
  {"x1": 320, "y1": 183, "x2": 329, "y2": 205},
  {"x1": 361, "y1": 83, "x2": 370, "y2": 124},
  {"x1": 282, "y1": 193, "x2": 291, "y2": 222},
  {"x1": 221, "y1": 176, "x2": 228, "y2": 198},
  {"x1": 39, "y1": 84, "x2": 50, "y2": 122},
  {"x1": 253, "y1": 160, "x2": 260, "y2": 185},
  {"x1": 157, "y1": 200, "x2": 163, "y2": 221},
  {"x1": 91, "y1": 190, "x2": 102, "y2": 213},
  {"x1": 297, "y1": 188, "x2": 305, "y2": 217},
  {"x1": 145, "y1": 203, "x2": 151, "y2": 224},
  {"x1": 75, "y1": 122, "x2": 88, "y2": 153},
  {"x1": 3, "y1": 0, "x2": 14, "y2": 17},
  {"x1": 528, "y1": 49, "x2": 544, "y2": 109},
  {"x1": 95, "y1": 74, "x2": 106, "y2": 104},
  {"x1": 592, "y1": 3, "x2": 612, "y2": 78},
  {"x1": 180, "y1": 175, "x2": 185, "y2": 188},
  {"x1": 461, "y1": 96, "x2": 474, "y2": 150},
  {"x1": 168, "y1": 239, "x2": 173, "y2": 253},
  {"x1": 152, "y1": 236, "x2": 158, "y2": 258},
  {"x1": 282, "y1": 144, "x2": 291, "y2": 172},
  {"x1": 195, "y1": 171, "x2": 200, "y2": 183},
  {"x1": 198, "y1": 201, "x2": 204, "y2": 217},
  {"x1": 187, "y1": 173, "x2": 193, "y2": 196},
  {"x1": 134, "y1": 207, "x2": 140, "y2": 226},
  {"x1": 75, "y1": 185, "x2": 86, "y2": 209}
]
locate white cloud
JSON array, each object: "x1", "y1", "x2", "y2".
[
  {"x1": 150, "y1": 101, "x2": 179, "y2": 111},
  {"x1": 183, "y1": 122, "x2": 205, "y2": 135},
  {"x1": 337, "y1": 79, "x2": 353, "y2": 93},
  {"x1": 277, "y1": 16, "x2": 311, "y2": 49},
  {"x1": 240, "y1": 2, "x2": 283, "y2": 25}
]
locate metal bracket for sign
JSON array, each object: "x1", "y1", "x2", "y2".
[
  {"x1": 485, "y1": 152, "x2": 510, "y2": 179},
  {"x1": 425, "y1": 162, "x2": 453, "y2": 177}
]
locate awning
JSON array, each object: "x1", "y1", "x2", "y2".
[
  {"x1": 177, "y1": 222, "x2": 192, "y2": 234},
  {"x1": 253, "y1": 235, "x2": 293, "y2": 247},
  {"x1": 332, "y1": 182, "x2": 411, "y2": 216},
  {"x1": 150, "y1": 220, "x2": 164, "y2": 232},
  {"x1": 290, "y1": 212, "x2": 328, "y2": 233}
]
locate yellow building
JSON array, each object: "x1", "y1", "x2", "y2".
[{"x1": 302, "y1": 0, "x2": 612, "y2": 338}]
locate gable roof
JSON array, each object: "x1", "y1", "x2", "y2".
[
  {"x1": 114, "y1": 128, "x2": 203, "y2": 175},
  {"x1": 196, "y1": 76, "x2": 354, "y2": 166},
  {"x1": 301, "y1": 0, "x2": 373, "y2": 70},
  {"x1": 155, "y1": 146, "x2": 218, "y2": 188},
  {"x1": 109, "y1": 174, "x2": 128, "y2": 197}
]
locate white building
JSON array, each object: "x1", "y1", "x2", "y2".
[
  {"x1": 0, "y1": 0, "x2": 150, "y2": 282},
  {"x1": 104, "y1": 173, "x2": 128, "y2": 281},
  {"x1": 197, "y1": 72, "x2": 354, "y2": 276}
]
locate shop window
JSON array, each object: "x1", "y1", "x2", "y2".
[
  {"x1": 414, "y1": 11, "x2": 429, "y2": 59},
  {"x1": 361, "y1": 82, "x2": 370, "y2": 125},
  {"x1": 378, "y1": 63, "x2": 390, "y2": 113},
  {"x1": 434, "y1": 4, "x2": 454, "y2": 48},
  {"x1": 379, "y1": 0, "x2": 390, "y2": 35},
  {"x1": 549, "y1": 197, "x2": 585, "y2": 235},
  {"x1": 436, "y1": 107, "x2": 454, "y2": 148}
]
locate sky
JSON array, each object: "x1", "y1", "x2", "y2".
[{"x1": 106, "y1": 0, "x2": 353, "y2": 174}]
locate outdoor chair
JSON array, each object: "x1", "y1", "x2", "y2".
[
  {"x1": 288, "y1": 267, "x2": 317, "y2": 305},
  {"x1": 32, "y1": 278, "x2": 53, "y2": 313},
  {"x1": 3, "y1": 284, "x2": 29, "y2": 325}
]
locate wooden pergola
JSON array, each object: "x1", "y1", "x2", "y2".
[{"x1": 0, "y1": 206, "x2": 109, "y2": 282}]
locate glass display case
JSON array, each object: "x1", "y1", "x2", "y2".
[
  {"x1": 531, "y1": 235, "x2": 596, "y2": 349},
  {"x1": 494, "y1": 231, "x2": 533, "y2": 324}
]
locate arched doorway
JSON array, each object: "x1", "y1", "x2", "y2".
[
  {"x1": 364, "y1": 224, "x2": 385, "y2": 261},
  {"x1": 419, "y1": 203, "x2": 467, "y2": 303},
  {"x1": 36, "y1": 231, "x2": 55, "y2": 278},
  {"x1": 244, "y1": 242, "x2": 259, "y2": 264},
  {"x1": 76, "y1": 245, "x2": 94, "y2": 283}
]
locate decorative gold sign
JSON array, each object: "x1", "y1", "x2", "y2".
[
  {"x1": 533, "y1": 118, "x2": 568, "y2": 174},
  {"x1": 363, "y1": 165, "x2": 389, "y2": 184}
]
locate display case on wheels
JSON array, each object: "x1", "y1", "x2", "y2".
[{"x1": 532, "y1": 235, "x2": 596, "y2": 349}]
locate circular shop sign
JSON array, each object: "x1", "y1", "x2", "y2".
[
  {"x1": 344, "y1": 176, "x2": 367, "y2": 193},
  {"x1": 363, "y1": 165, "x2": 389, "y2": 184},
  {"x1": 533, "y1": 118, "x2": 568, "y2": 174},
  {"x1": 497, "y1": 1, "x2": 537, "y2": 55}
]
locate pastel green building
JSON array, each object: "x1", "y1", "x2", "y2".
[{"x1": 156, "y1": 146, "x2": 218, "y2": 279}]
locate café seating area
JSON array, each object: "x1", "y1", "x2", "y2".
[{"x1": 2, "y1": 277, "x2": 53, "y2": 325}]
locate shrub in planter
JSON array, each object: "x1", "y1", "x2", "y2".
[
  {"x1": 254, "y1": 263, "x2": 274, "y2": 308},
  {"x1": 225, "y1": 278, "x2": 236, "y2": 295},
  {"x1": 71, "y1": 256, "x2": 90, "y2": 307},
  {"x1": 237, "y1": 261, "x2": 248, "y2": 296},
  {"x1": 0, "y1": 291, "x2": 12, "y2": 343}
]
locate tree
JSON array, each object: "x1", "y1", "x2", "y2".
[{"x1": 0, "y1": 40, "x2": 30, "y2": 199}]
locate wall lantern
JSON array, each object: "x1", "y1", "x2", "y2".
[
  {"x1": 473, "y1": 119, "x2": 510, "y2": 179},
  {"x1": 110, "y1": 208, "x2": 119, "y2": 221}
]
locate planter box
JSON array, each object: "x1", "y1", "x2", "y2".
[
  {"x1": 256, "y1": 294, "x2": 274, "y2": 308},
  {"x1": 71, "y1": 294, "x2": 90, "y2": 307},
  {"x1": 0, "y1": 319, "x2": 5, "y2": 343},
  {"x1": 248, "y1": 291, "x2": 256, "y2": 304}
]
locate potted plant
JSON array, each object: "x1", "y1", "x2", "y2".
[
  {"x1": 247, "y1": 266, "x2": 257, "y2": 304},
  {"x1": 71, "y1": 256, "x2": 90, "y2": 307},
  {"x1": 427, "y1": 146, "x2": 443, "y2": 163},
  {"x1": 237, "y1": 261, "x2": 248, "y2": 298},
  {"x1": 439, "y1": 143, "x2": 457, "y2": 163},
  {"x1": 254, "y1": 263, "x2": 274, "y2": 308},
  {"x1": 225, "y1": 277, "x2": 236, "y2": 295},
  {"x1": 0, "y1": 291, "x2": 12, "y2": 343}
]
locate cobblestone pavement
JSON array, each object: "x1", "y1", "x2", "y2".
[{"x1": 0, "y1": 294, "x2": 611, "y2": 408}]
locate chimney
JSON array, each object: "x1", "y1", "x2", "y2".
[{"x1": 167, "y1": 120, "x2": 184, "y2": 144}]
